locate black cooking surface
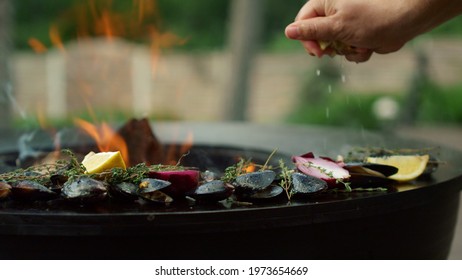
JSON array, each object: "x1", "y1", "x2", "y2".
[{"x1": 1, "y1": 122, "x2": 461, "y2": 259}]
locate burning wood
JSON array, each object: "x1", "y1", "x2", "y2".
[{"x1": 117, "y1": 118, "x2": 164, "y2": 166}]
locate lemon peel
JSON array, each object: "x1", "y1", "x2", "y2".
[{"x1": 366, "y1": 154, "x2": 429, "y2": 182}]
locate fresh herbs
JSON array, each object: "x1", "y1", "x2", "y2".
[
  {"x1": 0, "y1": 149, "x2": 184, "y2": 187},
  {"x1": 278, "y1": 159, "x2": 294, "y2": 200}
]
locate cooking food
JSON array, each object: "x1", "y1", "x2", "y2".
[
  {"x1": 366, "y1": 154, "x2": 430, "y2": 182},
  {"x1": 0, "y1": 145, "x2": 437, "y2": 206},
  {"x1": 81, "y1": 151, "x2": 126, "y2": 174}
]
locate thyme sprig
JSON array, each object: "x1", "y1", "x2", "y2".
[
  {"x1": 304, "y1": 162, "x2": 352, "y2": 192},
  {"x1": 0, "y1": 149, "x2": 186, "y2": 187},
  {"x1": 221, "y1": 149, "x2": 278, "y2": 183},
  {"x1": 278, "y1": 159, "x2": 294, "y2": 200}
]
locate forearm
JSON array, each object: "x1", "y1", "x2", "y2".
[{"x1": 409, "y1": 0, "x2": 462, "y2": 35}]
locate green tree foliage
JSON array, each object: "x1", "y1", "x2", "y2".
[{"x1": 13, "y1": 0, "x2": 306, "y2": 51}]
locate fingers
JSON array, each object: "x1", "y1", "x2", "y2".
[
  {"x1": 287, "y1": 1, "x2": 375, "y2": 63},
  {"x1": 345, "y1": 49, "x2": 374, "y2": 63},
  {"x1": 300, "y1": 40, "x2": 324, "y2": 57},
  {"x1": 285, "y1": 17, "x2": 337, "y2": 42}
]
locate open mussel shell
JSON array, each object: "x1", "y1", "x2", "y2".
[
  {"x1": 234, "y1": 170, "x2": 276, "y2": 191},
  {"x1": 109, "y1": 182, "x2": 139, "y2": 201},
  {"x1": 49, "y1": 174, "x2": 69, "y2": 192},
  {"x1": 246, "y1": 184, "x2": 284, "y2": 200},
  {"x1": 139, "y1": 190, "x2": 173, "y2": 204},
  {"x1": 138, "y1": 178, "x2": 171, "y2": 193},
  {"x1": 138, "y1": 178, "x2": 173, "y2": 204},
  {"x1": 0, "y1": 181, "x2": 12, "y2": 200},
  {"x1": 344, "y1": 162, "x2": 398, "y2": 177},
  {"x1": 188, "y1": 180, "x2": 234, "y2": 202},
  {"x1": 11, "y1": 180, "x2": 58, "y2": 201},
  {"x1": 291, "y1": 173, "x2": 328, "y2": 196},
  {"x1": 61, "y1": 177, "x2": 108, "y2": 202}
]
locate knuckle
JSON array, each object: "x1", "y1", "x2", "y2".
[{"x1": 299, "y1": 22, "x2": 318, "y2": 39}]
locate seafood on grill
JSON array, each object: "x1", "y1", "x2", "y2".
[
  {"x1": 12, "y1": 180, "x2": 58, "y2": 201},
  {"x1": 62, "y1": 177, "x2": 108, "y2": 203},
  {"x1": 0, "y1": 181, "x2": 12, "y2": 200},
  {"x1": 0, "y1": 147, "x2": 439, "y2": 206},
  {"x1": 187, "y1": 180, "x2": 234, "y2": 202}
]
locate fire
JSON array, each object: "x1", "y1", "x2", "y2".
[
  {"x1": 49, "y1": 25, "x2": 66, "y2": 54},
  {"x1": 74, "y1": 118, "x2": 129, "y2": 164},
  {"x1": 243, "y1": 163, "x2": 256, "y2": 173},
  {"x1": 27, "y1": 38, "x2": 47, "y2": 53},
  {"x1": 25, "y1": 1, "x2": 187, "y2": 166},
  {"x1": 165, "y1": 131, "x2": 194, "y2": 165}
]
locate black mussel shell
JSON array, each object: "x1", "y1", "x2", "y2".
[
  {"x1": 291, "y1": 173, "x2": 328, "y2": 195},
  {"x1": 188, "y1": 180, "x2": 234, "y2": 202},
  {"x1": 62, "y1": 177, "x2": 108, "y2": 202},
  {"x1": 344, "y1": 163, "x2": 398, "y2": 177},
  {"x1": 49, "y1": 174, "x2": 69, "y2": 190},
  {"x1": 138, "y1": 178, "x2": 171, "y2": 193},
  {"x1": 348, "y1": 173, "x2": 396, "y2": 188},
  {"x1": 423, "y1": 155, "x2": 439, "y2": 176},
  {"x1": 0, "y1": 181, "x2": 12, "y2": 200},
  {"x1": 12, "y1": 180, "x2": 58, "y2": 201},
  {"x1": 109, "y1": 182, "x2": 139, "y2": 201},
  {"x1": 235, "y1": 170, "x2": 276, "y2": 190},
  {"x1": 139, "y1": 190, "x2": 173, "y2": 204},
  {"x1": 247, "y1": 184, "x2": 284, "y2": 200}
]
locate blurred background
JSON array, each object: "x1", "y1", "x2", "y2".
[{"x1": 1, "y1": 0, "x2": 462, "y2": 131}]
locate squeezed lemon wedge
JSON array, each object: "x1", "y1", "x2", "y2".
[
  {"x1": 81, "y1": 151, "x2": 126, "y2": 174},
  {"x1": 366, "y1": 154, "x2": 430, "y2": 182},
  {"x1": 318, "y1": 41, "x2": 331, "y2": 50}
]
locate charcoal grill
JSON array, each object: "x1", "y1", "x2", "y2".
[{"x1": 0, "y1": 122, "x2": 461, "y2": 259}]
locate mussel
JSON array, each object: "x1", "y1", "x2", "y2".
[
  {"x1": 0, "y1": 181, "x2": 12, "y2": 200},
  {"x1": 344, "y1": 162, "x2": 397, "y2": 188},
  {"x1": 188, "y1": 180, "x2": 234, "y2": 202},
  {"x1": 138, "y1": 178, "x2": 173, "y2": 204},
  {"x1": 291, "y1": 172, "x2": 328, "y2": 196},
  {"x1": 234, "y1": 170, "x2": 276, "y2": 191},
  {"x1": 11, "y1": 180, "x2": 58, "y2": 201},
  {"x1": 109, "y1": 182, "x2": 139, "y2": 201},
  {"x1": 139, "y1": 190, "x2": 173, "y2": 204},
  {"x1": 138, "y1": 178, "x2": 171, "y2": 193},
  {"x1": 61, "y1": 177, "x2": 108, "y2": 202},
  {"x1": 246, "y1": 184, "x2": 284, "y2": 200},
  {"x1": 344, "y1": 162, "x2": 398, "y2": 177}
]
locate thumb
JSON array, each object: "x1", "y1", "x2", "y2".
[{"x1": 285, "y1": 17, "x2": 338, "y2": 42}]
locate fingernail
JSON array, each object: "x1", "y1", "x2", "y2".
[{"x1": 285, "y1": 25, "x2": 300, "y2": 39}]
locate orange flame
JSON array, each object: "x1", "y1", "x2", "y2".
[
  {"x1": 74, "y1": 118, "x2": 129, "y2": 164},
  {"x1": 28, "y1": 38, "x2": 48, "y2": 54},
  {"x1": 165, "y1": 131, "x2": 194, "y2": 165},
  {"x1": 243, "y1": 163, "x2": 256, "y2": 173},
  {"x1": 49, "y1": 25, "x2": 67, "y2": 54}
]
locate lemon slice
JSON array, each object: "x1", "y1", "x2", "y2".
[
  {"x1": 318, "y1": 41, "x2": 331, "y2": 50},
  {"x1": 82, "y1": 151, "x2": 126, "y2": 174},
  {"x1": 366, "y1": 154, "x2": 429, "y2": 182}
]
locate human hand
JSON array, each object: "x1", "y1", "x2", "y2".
[{"x1": 285, "y1": 0, "x2": 462, "y2": 62}]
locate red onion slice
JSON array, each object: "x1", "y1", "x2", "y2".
[{"x1": 292, "y1": 153, "x2": 350, "y2": 185}]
